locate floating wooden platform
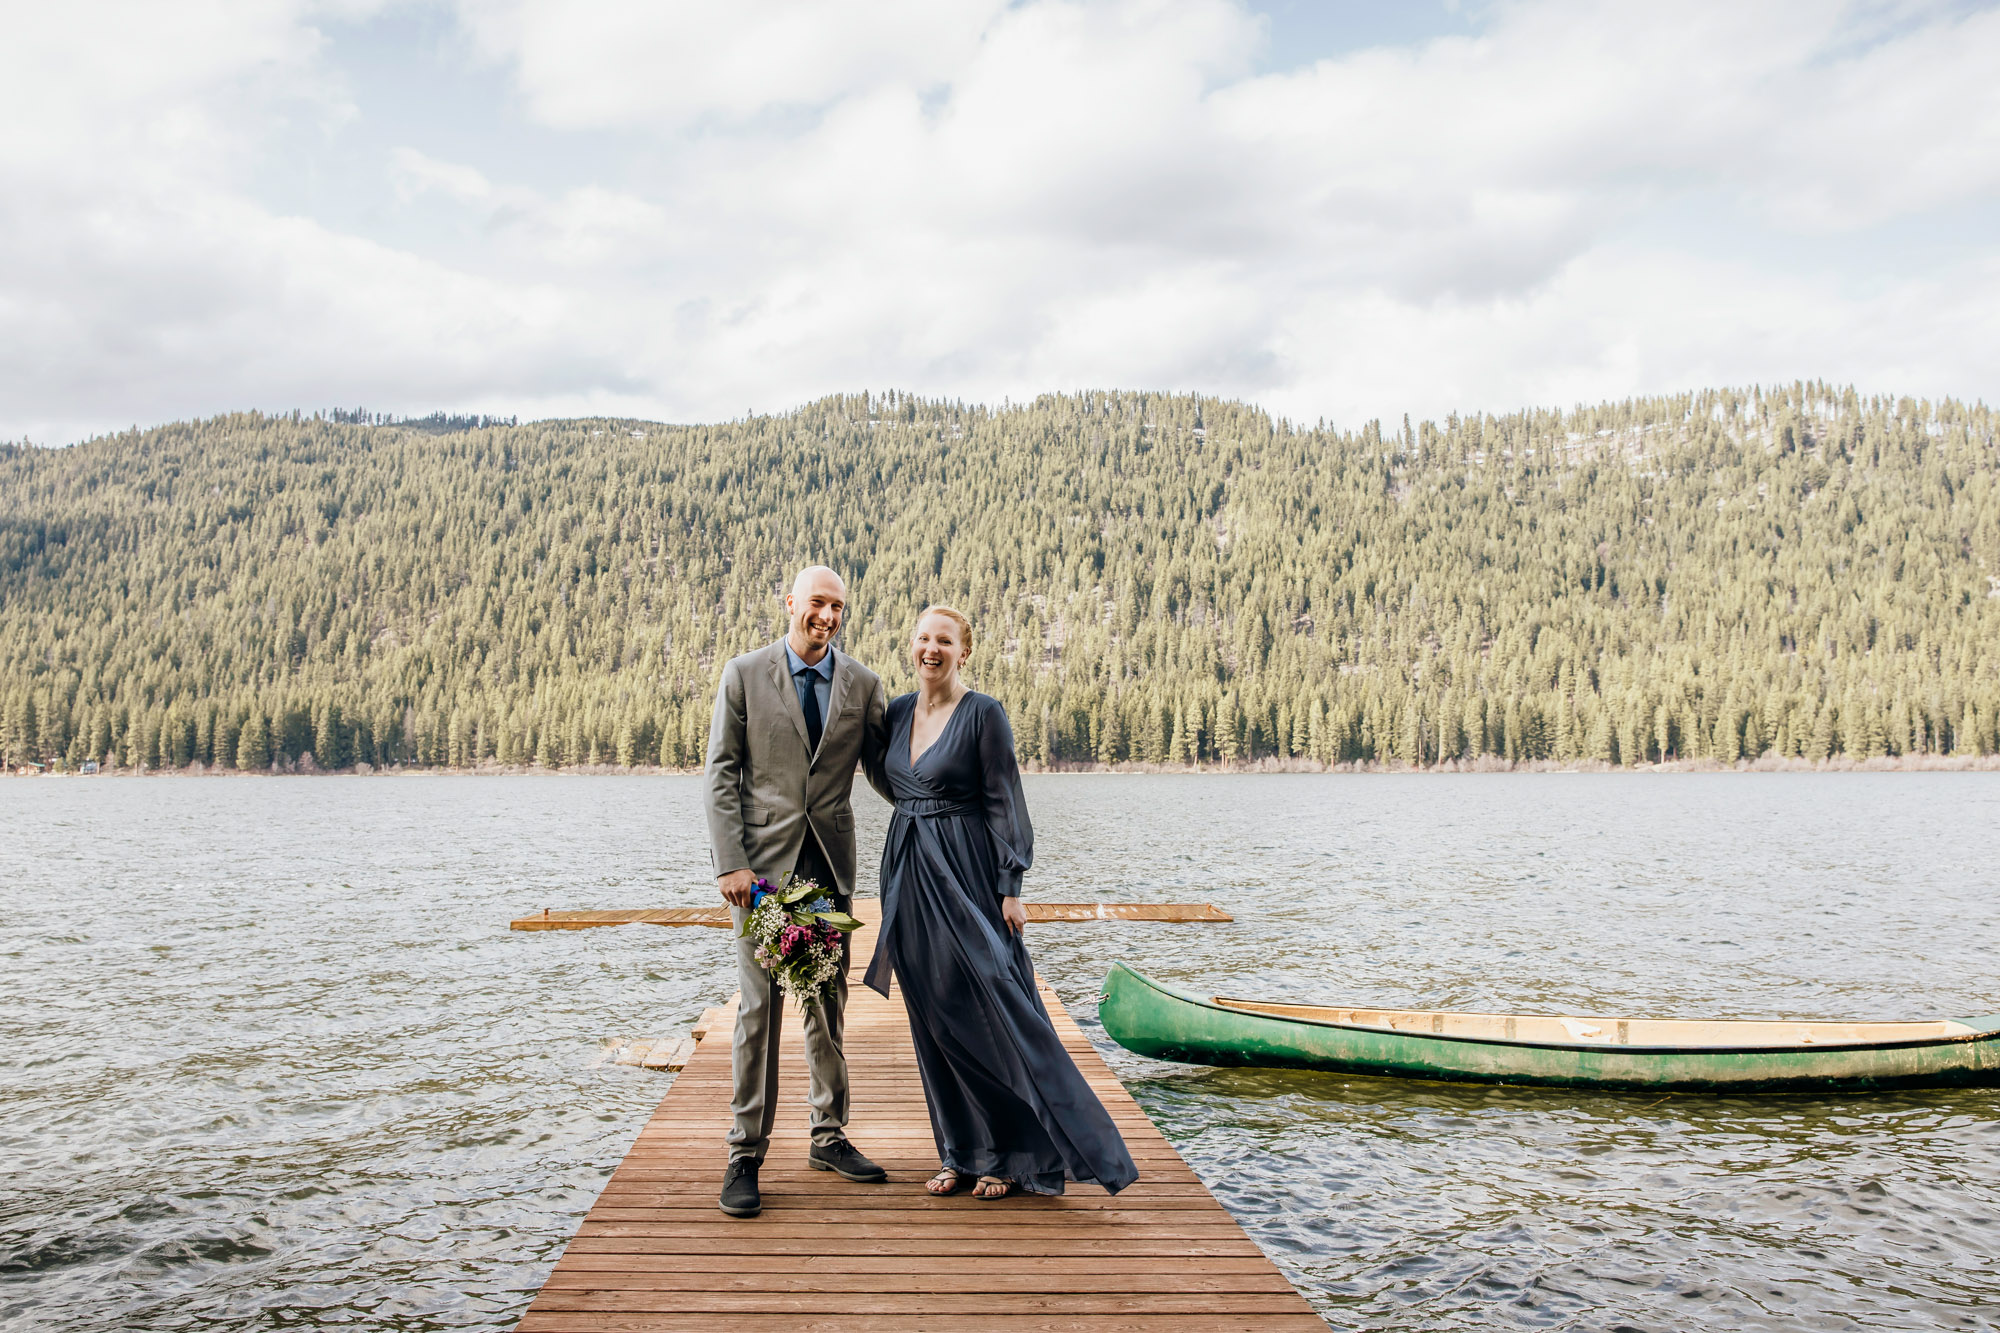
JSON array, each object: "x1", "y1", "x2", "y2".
[
  {"x1": 517, "y1": 898, "x2": 1321, "y2": 1332},
  {"x1": 604, "y1": 1008, "x2": 728, "y2": 1071},
  {"x1": 512, "y1": 902, "x2": 1232, "y2": 931}
]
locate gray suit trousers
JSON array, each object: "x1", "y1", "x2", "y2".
[{"x1": 726, "y1": 836, "x2": 850, "y2": 1163}]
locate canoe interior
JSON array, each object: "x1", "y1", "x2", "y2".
[{"x1": 1211, "y1": 996, "x2": 1982, "y2": 1051}]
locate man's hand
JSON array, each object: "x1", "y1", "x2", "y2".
[
  {"x1": 1000, "y1": 895, "x2": 1026, "y2": 935},
  {"x1": 719, "y1": 868, "x2": 758, "y2": 907}
]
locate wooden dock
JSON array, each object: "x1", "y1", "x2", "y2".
[
  {"x1": 518, "y1": 898, "x2": 1323, "y2": 1332},
  {"x1": 512, "y1": 903, "x2": 1232, "y2": 931}
]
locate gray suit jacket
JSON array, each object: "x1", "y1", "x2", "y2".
[{"x1": 704, "y1": 640, "x2": 890, "y2": 896}]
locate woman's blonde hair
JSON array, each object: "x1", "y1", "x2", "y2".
[{"x1": 912, "y1": 603, "x2": 975, "y2": 655}]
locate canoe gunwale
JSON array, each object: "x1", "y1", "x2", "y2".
[
  {"x1": 1154, "y1": 971, "x2": 1998, "y2": 1057},
  {"x1": 1206, "y1": 994, "x2": 1998, "y2": 1056}
]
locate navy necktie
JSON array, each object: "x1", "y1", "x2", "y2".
[{"x1": 796, "y1": 667, "x2": 824, "y2": 753}]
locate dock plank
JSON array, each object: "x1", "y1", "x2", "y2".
[{"x1": 517, "y1": 899, "x2": 1318, "y2": 1331}]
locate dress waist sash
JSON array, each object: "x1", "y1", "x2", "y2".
[{"x1": 893, "y1": 797, "x2": 980, "y2": 819}]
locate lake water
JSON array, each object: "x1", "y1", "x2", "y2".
[{"x1": 4, "y1": 773, "x2": 1998, "y2": 1331}]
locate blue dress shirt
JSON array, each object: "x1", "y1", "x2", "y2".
[{"x1": 785, "y1": 641, "x2": 835, "y2": 733}]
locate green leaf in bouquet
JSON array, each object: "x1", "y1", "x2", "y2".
[
  {"x1": 777, "y1": 876, "x2": 823, "y2": 905},
  {"x1": 808, "y1": 910, "x2": 863, "y2": 932}
]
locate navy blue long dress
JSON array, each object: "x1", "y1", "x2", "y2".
[{"x1": 863, "y1": 691, "x2": 1138, "y2": 1196}]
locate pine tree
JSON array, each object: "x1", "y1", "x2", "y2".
[{"x1": 237, "y1": 711, "x2": 269, "y2": 771}]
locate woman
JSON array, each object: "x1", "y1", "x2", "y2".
[{"x1": 862, "y1": 605, "x2": 1138, "y2": 1199}]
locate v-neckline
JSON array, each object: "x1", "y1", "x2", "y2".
[{"x1": 909, "y1": 691, "x2": 969, "y2": 768}]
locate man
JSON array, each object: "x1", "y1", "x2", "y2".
[{"x1": 704, "y1": 564, "x2": 891, "y2": 1218}]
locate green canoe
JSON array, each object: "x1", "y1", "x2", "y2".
[{"x1": 1098, "y1": 963, "x2": 2000, "y2": 1092}]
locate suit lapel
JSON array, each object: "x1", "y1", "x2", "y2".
[
  {"x1": 821, "y1": 650, "x2": 852, "y2": 767},
  {"x1": 767, "y1": 642, "x2": 810, "y2": 751}
]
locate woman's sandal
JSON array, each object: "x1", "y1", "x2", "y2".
[
  {"x1": 926, "y1": 1168, "x2": 969, "y2": 1196},
  {"x1": 973, "y1": 1176, "x2": 1016, "y2": 1200}
]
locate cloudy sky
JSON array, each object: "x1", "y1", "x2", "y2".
[{"x1": 4, "y1": 0, "x2": 1998, "y2": 443}]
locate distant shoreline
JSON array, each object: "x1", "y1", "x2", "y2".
[{"x1": 13, "y1": 754, "x2": 1999, "y2": 778}]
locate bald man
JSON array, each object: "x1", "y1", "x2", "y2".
[{"x1": 704, "y1": 565, "x2": 891, "y2": 1217}]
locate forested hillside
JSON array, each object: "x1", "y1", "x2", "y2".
[{"x1": 2, "y1": 384, "x2": 1997, "y2": 773}]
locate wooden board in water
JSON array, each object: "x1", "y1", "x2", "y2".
[{"x1": 511, "y1": 902, "x2": 1231, "y2": 931}]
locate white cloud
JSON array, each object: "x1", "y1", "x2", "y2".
[
  {"x1": 0, "y1": 5, "x2": 635, "y2": 441},
  {"x1": 0, "y1": 1, "x2": 327, "y2": 172},
  {"x1": 3, "y1": 0, "x2": 1999, "y2": 443},
  {"x1": 390, "y1": 146, "x2": 494, "y2": 202},
  {"x1": 456, "y1": 0, "x2": 1009, "y2": 128},
  {"x1": 0, "y1": 178, "x2": 629, "y2": 430}
]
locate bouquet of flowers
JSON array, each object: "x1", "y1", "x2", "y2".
[{"x1": 737, "y1": 872, "x2": 863, "y2": 1008}]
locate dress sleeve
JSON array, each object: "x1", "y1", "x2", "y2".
[
  {"x1": 860, "y1": 678, "x2": 893, "y2": 804},
  {"x1": 975, "y1": 696, "x2": 1034, "y2": 895}
]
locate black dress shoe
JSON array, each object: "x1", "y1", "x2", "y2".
[
  {"x1": 808, "y1": 1137, "x2": 888, "y2": 1183},
  {"x1": 718, "y1": 1157, "x2": 761, "y2": 1217}
]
